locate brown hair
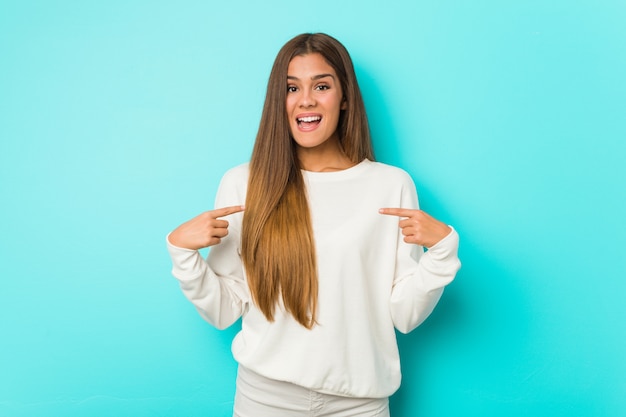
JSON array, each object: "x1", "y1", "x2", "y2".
[{"x1": 241, "y1": 33, "x2": 374, "y2": 328}]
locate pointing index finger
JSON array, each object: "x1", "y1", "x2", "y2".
[
  {"x1": 213, "y1": 205, "x2": 245, "y2": 218},
  {"x1": 379, "y1": 207, "x2": 414, "y2": 218}
]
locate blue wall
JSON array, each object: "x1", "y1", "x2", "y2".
[{"x1": 1, "y1": 1, "x2": 624, "y2": 416}]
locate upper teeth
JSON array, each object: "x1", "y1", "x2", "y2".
[{"x1": 298, "y1": 116, "x2": 321, "y2": 122}]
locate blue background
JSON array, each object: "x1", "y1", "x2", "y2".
[{"x1": 1, "y1": 1, "x2": 625, "y2": 416}]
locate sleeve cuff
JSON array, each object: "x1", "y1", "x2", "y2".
[
  {"x1": 426, "y1": 226, "x2": 460, "y2": 261},
  {"x1": 166, "y1": 233, "x2": 197, "y2": 253},
  {"x1": 165, "y1": 233, "x2": 207, "y2": 281}
]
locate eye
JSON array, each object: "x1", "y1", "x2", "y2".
[
  {"x1": 287, "y1": 85, "x2": 298, "y2": 93},
  {"x1": 315, "y1": 84, "x2": 330, "y2": 91}
]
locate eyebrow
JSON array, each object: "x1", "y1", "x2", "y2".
[{"x1": 287, "y1": 73, "x2": 336, "y2": 81}]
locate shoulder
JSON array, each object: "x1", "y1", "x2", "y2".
[
  {"x1": 365, "y1": 160, "x2": 415, "y2": 186},
  {"x1": 214, "y1": 163, "x2": 249, "y2": 205},
  {"x1": 219, "y1": 162, "x2": 250, "y2": 186}
]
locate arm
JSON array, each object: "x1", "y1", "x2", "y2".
[
  {"x1": 380, "y1": 185, "x2": 461, "y2": 334},
  {"x1": 166, "y1": 170, "x2": 248, "y2": 329},
  {"x1": 387, "y1": 227, "x2": 460, "y2": 333},
  {"x1": 166, "y1": 214, "x2": 247, "y2": 330}
]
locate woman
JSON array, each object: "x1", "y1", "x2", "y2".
[{"x1": 167, "y1": 33, "x2": 461, "y2": 417}]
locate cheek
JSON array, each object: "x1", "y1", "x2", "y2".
[
  {"x1": 285, "y1": 97, "x2": 295, "y2": 113},
  {"x1": 328, "y1": 96, "x2": 344, "y2": 119},
  {"x1": 330, "y1": 93, "x2": 344, "y2": 112}
]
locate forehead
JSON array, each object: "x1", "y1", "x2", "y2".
[{"x1": 287, "y1": 53, "x2": 337, "y2": 78}]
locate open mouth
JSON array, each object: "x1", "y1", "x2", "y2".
[{"x1": 297, "y1": 115, "x2": 322, "y2": 129}]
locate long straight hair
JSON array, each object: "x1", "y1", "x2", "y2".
[{"x1": 241, "y1": 33, "x2": 374, "y2": 328}]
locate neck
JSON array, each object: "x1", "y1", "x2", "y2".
[{"x1": 297, "y1": 138, "x2": 355, "y2": 172}]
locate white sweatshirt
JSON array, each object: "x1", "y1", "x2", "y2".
[{"x1": 167, "y1": 159, "x2": 461, "y2": 398}]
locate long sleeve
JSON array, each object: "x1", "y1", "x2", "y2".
[
  {"x1": 390, "y1": 228, "x2": 461, "y2": 333},
  {"x1": 166, "y1": 160, "x2": 460, "y2": 398},
  {"x1": 166, "y1": 166, "x2": 249, "y2": 329},
  {"x1": 389, "y1": 178, "x2": 461, "y2": 334}
]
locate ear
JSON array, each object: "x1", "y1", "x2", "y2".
[{"x1": 341, "y1": 96, "x2": 348, "y2": 110}]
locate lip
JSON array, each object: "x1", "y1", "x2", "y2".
[
  {"x1": 295, "y1": 112, "x2": 323, "y2": 120},
  {"x1": 295, "y1": 112, "x2": 323, "y2": 132}
]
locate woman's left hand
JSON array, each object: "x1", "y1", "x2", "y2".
[{"x1": 379, "y1": 208, "x2": 451, "y2": 248}]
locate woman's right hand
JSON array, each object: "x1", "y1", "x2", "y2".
[{"x1": 168, "y1": 205, "x2": 245, "y2": 250}]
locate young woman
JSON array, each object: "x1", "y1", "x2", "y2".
[{"x1": 167, "y1": 33, "x2": 461, "y2": 417}]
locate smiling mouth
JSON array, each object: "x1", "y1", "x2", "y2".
[{"x1": 297, "y1": 115, "x2": 322, "y2": 128}]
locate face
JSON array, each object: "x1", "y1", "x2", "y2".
[{"x1": 286, "y1": 53, "x2": 346, "y2": 152}]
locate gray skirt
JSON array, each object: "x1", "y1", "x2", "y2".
[{"x1": 233, "y1": 366, "x2": 390, "y2": 417}]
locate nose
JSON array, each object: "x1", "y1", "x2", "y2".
[{"x1": 299, "y1": 89, "x2": 316, "y2": 108}]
